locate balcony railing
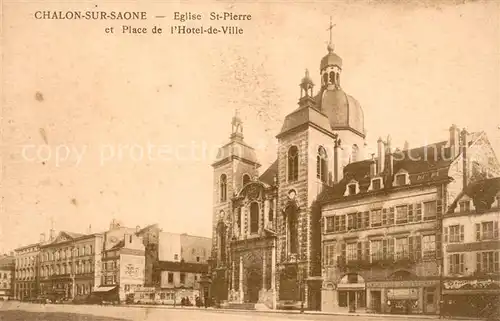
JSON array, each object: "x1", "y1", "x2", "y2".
[{"x1": 337, "y1": 254, "x2": 416, "y2": 270}]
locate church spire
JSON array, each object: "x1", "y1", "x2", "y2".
[{"x1": 230, "y1": 109, "x2": 244, "y2": 141}]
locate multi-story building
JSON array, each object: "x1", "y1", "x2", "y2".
[
  {"x1": 155, "y1": 232, "x2": 211, "y2": 303},
  {"x1": 14, "y1": 242, "x2": 40, "y2": 300},
  {"x1": 0, "y1": 254, "x2": 15, "y2": 300},
  {"x1": 317, "y1": 127, "x2": 500, "y2": 315},
  {"x1": 38, "y1": 230, "x2": 103, "y2": 301},
  {"x1": 442, "y1": 177, "x2": 500, "y2": 317},
  {"x1": 99, "y1": 225, "x2": 146, "y2": 302}
]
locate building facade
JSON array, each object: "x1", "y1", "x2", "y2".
[
  {"x1": 14, "y1": 242, "x2": 40, "y2": 300},
  {"x1": 154, "y1": 232, "x2": 211, "y2": 303},
  {"x1": 442, "y1": 177, "x2": 500, "y2": 318},
  {"x1": 0, "y1": 254, "x2": 15, "y2": 300},
  {"x1": 317, "y1": 127, "x2": 500, "y2": 314},
  {"x1": 210, "y1": 38, "x2": 366, "y2": 310},
  {"x1": 38, "y1": 231, "x2": 103, "y2": 301}
]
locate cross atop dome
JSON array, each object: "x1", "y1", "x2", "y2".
[{"x1": 326, "y1": 16, "x2": 336, "y2": 53}]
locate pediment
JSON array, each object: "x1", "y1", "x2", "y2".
[
  {"x1": 50, "y1": 232, "x2": 73, "y2": 245},
  {"x1": 239, "y1": 182, "x2": 265, "y2": 201}
]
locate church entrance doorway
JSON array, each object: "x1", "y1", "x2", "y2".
[{"x1": 246, "y1": 269, "x2": 261, "y2": 303}]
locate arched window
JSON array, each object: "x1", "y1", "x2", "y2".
[
  {"x1": 317, "y1": 146, "x2": 328, "y2": 183},
  {"x1": 329, "y1": 71, "x2": 335, "y2": 85},
  {"x1": 287, "y1": 146, "x2": 299, "y2": 182},
  {"x1": 323, "y1": 73, "x2": 328, "y2": 85},
  {"x1": 250, "y1": 202, "x2": 259, "y2": 234},
  {"x1": 220, "y1": 174, "x2": 227, "y2": 202},
  {"x1": 242, "y1": 174, "x2": 251, "y2": 186},
  {"x1": 217, "y1": 222, "x2": 226, "y2": 265},
  {"x1": 352, "y1": 144, "x2": 359, "y2": 163}
]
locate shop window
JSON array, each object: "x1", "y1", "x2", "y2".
[{"x1": 426, "y1": 293, "x2": 434, "y2": 305}]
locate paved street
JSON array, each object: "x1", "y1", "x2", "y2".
[{"x1": 0, "y1": 301, "x2": 481, "y2": 321}]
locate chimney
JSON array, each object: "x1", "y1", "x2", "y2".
[
  {"x1": 49, "y1": 229, "x2": 55, "y2": 241},
  {"x1": 403, "y1": 141, "x2": 409, "y2": 151},
  {"x1": 377, "y1": 137, "x2": 385, "y2": 174},
  {"x1": 39, "y1": 233, "x2": 46, "y2": 243},
  {"x1": 136, "y1": 225, "x2": 141, "y2": 233},
  {"x1": 333, "y1": 139, "x2": 343, "y2": 183},
  {"x1": 87, "y1": 224, "x2": 92, "y2": 234},
  {"x1": 369, "y1": 154, "x2": 376, "y2": 176},
  {"x1": 461, "y1": 128, "x2": 468, "y2": 190},
  {"x1": 387, "y1": 135, "x2": 394, "y2": 177},
  {"x1": 449, "y1": 124, "x2": 460, "y2": 159}
]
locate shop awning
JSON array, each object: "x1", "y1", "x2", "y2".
[{"x1": 92, "y1": 286, "x2": 117, "y2": 293}]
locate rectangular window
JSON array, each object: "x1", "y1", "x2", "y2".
[
  {"x1": 346, "y1": 243, "x2": 357, "y2": 262},
  {"x1": 395, "y1": 237, "x2": 409, "y2": 260},
  {"x1": 396, "y1": 205, "x2": 408, "y2": 224},
  {"x1": 324, "y1": 243, "x2": 336, "y2": 266},
  {"x1": 482, "y1": 222, "x2": 494, "y2": 240},
  {"x1": 371, "y1": 240, "x2": 383, "y2": 262},
  {"x1": 180, "y1": 273, "x2": 186, "y2": 284},
  {"x1": 372, "y1": 179, "x2": 381, "y2": 191},
  {"x1": 326, "y1": 217, "x2": 335, "y2": 232},
  {"x1": 459, "y1": 200, "x2": 470, "y2": 213},
  {"x1": 449, "y1": 225, "x2": 463, "y2": 243},
  {"x1": 423, "y1": 201, "x2": 437, "y2": 220},
  {"x1": 422, "y1": 235, "x2": 436, "y2": 259},
  {"x1": 371, "y1": 209, "x2": 382, "y2": 227},
  {"x1": 448, "y1": 253, "x2": 464, "y2": 274},
  {"x1": 168, "y1": 272, "x2": 174, "y2": 284},
  {"x1": 396, "y1": 174, "x2": 406, "y2": 186}
]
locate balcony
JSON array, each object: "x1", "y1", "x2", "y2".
[{"x1": 337, "y1": 255, "x2": 416, "y2": 271}]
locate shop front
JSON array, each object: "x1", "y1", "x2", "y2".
[
  {"x1": 442, "y1": 278, "x2": 500, "y2": 318},
  {"x1": 366, "y1": 279, "x2": 439, "y2": 315}
]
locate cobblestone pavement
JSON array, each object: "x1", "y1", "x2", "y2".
[{"x1": 0, "y1": 301, "x2": 482, "y2": 321}]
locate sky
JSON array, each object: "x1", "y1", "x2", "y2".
[{"x1": 1, "y1": 0, "x2": 499, "y2": 253}]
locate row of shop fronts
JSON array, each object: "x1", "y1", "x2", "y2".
[{"x1": 321, "y1": 273, "x2": 500, "y2": 317}]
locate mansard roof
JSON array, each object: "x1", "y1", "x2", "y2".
[{"x1": 317, "y1": 140, "x2": 456, "y2": 204}]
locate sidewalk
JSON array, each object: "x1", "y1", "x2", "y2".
[{"x1": 129, "y1": 304, "x2": 483, "y2": 320}]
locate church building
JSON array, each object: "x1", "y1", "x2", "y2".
[{"x1": 210, "y1": 34, "x2": 366, "y2": 310}]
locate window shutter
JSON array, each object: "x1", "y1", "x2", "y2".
[
  {"x1": 477, "y1": 252, "x2": 482, "y2": 273},
  {"x1": 459, "y1": 254, "x2": 465, "y2": 274},
  {"x1": 357, "y1": 212, "x2": 362, "y2": 230},
  {"x1": 460, "y1": 225, "x2": 465, "y2": 242},
  {"x1": 408, "y1": 236, "x2": 414, "y2": 261},
  {"x1": 382, "y1": 209, "x2": 387, "y2": 226},
  {"x1": 415, "y1": 235, "x2": 422, "y2": 261},
  {"x1": 341, "y1": 243, "x2": 346, "y2": 259},
  {"x1": 495, "y1": 252, "x2": 499, "y2": 272},
  {"x1": 437, "y1": 199, "x2": 443, "y2": 218},
  {"x1": 408, "y1": 204, "x2": 414, "y2": 222},
  {"x1": 436, "y1": 233, "x2": 442, "y2": 259},
  {"x1": 448, "y1": 255, "x2": 452, "y2": 274},
  {"x1": 389, "y1": 207, "x2": 395, "y2": 225},
  {"x1": 415, "y1": 203, "x2": 422, "y2": 221},
  {"x1": 494, "y1": 222, "x2": 499, "y2": 239},
  {"x1": 476, "y1": 223, "x2": 481, "y2": 241},
  {"x1": 364, "y1": 241, "x2": 370, "y2": 261},
  {"x1": 389, "y1": 238, "x2": 395, "y2": 260},
  {"x1": 383, "y1": 239, "x2": 388, "y2": 259},
  {"x1": 364, "y1": 211, "x2": 370, "y2": 229},
  {"x1": 357, "y1": 242, "x2": 362, "y2": 261},
  {"x1": 444, "y1": 227, "x2": 449, "y2": 243}
]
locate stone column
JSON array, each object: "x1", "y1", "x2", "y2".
[
  {"x1": 231, "y1": 261, "x2": 235, "y2": 292},
  {"x1": 271, "y1": 239, "x2": 277, "y2": 309},
  {"x1": 264, "y1": 199, "x2": 269, "y2": 230},
  {"x1": 262, "y1": 250, "x2": 266, "y2": 291},
  {"x1": 239, "y1": 256, "x2": 243, "y2": 303}
]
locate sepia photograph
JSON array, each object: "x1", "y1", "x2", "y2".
[{"x1": 1, "y1": 0, "x2": 499, "y2": 320}]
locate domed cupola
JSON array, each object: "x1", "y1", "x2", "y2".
[{"x1": 320, "y1": 44, "x2": 342, "y2": 89}]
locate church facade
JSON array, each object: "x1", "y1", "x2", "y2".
[{"x1": 210, "y1": 40, "x2": 366, "y2": 310}]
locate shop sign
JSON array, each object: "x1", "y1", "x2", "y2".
[
  {"x1": 443, "y1": 279, "x2": 500, "y2": 290},
  {"x1": 387, "y1": 288, "x2": 418, "y2": 299}
]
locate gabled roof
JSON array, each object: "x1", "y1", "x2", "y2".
[
  {"x1": 277, "y1": 105, "x2": 334, "y2": 138},
  {"x1": 448, "y1": 177, "x2": 500, "y2": 213},
  {"x1": 259, "y1": 159, "x2": 278, "y2": 186}
]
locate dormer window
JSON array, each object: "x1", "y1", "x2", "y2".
[
  {"x1": 368, "y1": 177, "x2": 383, "y2": 191},
  {"x1": 393, "y1": 169, "x2": 410, "y2": 187},
  {"x1": 344, "y1": 180, "x2": 360, "y2": 196}
]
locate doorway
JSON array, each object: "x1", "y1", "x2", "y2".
[
  {"x1": 371, "y1": 290, "x2": 382, "y2": 313},
  {"x1": 246, "y1": 270, "x2": 262, "y2": 303}
]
